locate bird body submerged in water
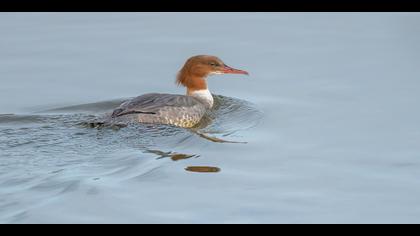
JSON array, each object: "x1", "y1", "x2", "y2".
[{"x1": 110, "y1": 55, "x2": 248, "y2": 128}]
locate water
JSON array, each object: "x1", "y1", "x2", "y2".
[{"x1": 1, "y1": 13, "x2": 420, "y2": 223}]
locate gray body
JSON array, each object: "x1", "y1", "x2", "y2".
[{"x1": 110, "y1": 93, "x2": 208, "y2": 128}]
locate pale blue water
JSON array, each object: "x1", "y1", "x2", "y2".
[{"x1": 1, "y1": 13, "x2": 420, "y2": 223}]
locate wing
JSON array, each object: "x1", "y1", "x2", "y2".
[{"x1": 111, "y1": 93, "x2": 203, "y2": 118}]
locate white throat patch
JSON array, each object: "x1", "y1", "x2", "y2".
[{"x1": 190, "y1": 89, "x2": 214, "y2": 108}]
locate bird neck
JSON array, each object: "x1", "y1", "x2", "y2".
[
  {"x1": 177, "y1": 70, "x2": 213, "y2": 108},
  {"x1": 187, "y1": 88, "x2": 214, "y2": 109}
]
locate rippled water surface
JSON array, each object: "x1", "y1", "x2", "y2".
[{"x1": 1, "y1": 13, "x2": 420, "y2": 223}]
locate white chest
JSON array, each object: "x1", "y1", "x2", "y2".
[{"x1": 190, "y1": 89, "x2": 214, "y2": 108}]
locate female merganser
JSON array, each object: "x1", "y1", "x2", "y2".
[{"x1": 110, "y1": 55, "x2": 248, "y2": 128}]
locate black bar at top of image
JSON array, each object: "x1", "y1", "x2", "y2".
[{"x1": 0, "y1": 0, "x2": 419, "y2": 12}]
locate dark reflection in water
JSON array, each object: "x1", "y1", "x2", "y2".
[
  {"x1": 144, "y1": 149, "x2": 221, "y2": 172},
  {"x1": 144, "y1": 149, "x2": 199, "y2": 161},
  {"x1": 185, "y1": 166, "x2": 221, "y2": 173},
  {"x1": 193, "y1": 131, "x2": 248, "y2": 144}
]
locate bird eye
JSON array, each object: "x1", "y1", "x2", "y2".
[{"x1": 209, "y1": 62, "x2": 218, "y2": 67}]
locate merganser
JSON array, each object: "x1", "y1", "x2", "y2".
[{"x1": 110, "y1": 55, "x2": 248, "y2": 128}]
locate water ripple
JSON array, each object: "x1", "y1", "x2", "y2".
[{"x1": 0, "y1": 95, "x2": 262, "y2": 221}]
